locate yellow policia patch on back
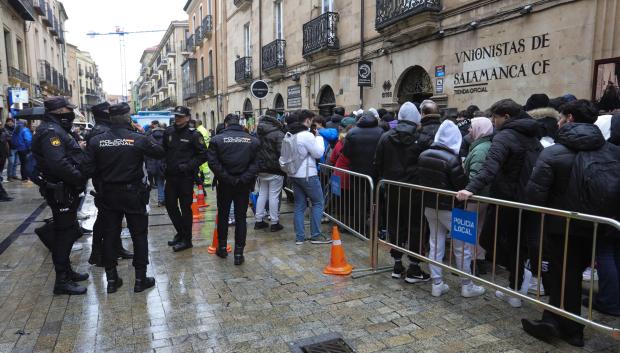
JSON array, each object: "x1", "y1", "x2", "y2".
[{"x1": 50, "y1": 137, "x2": 61, "y2": 147}]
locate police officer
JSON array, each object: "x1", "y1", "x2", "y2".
[
  {"x1": 84, "y1": 103, "x2": 165, "y2": 293},
  {"x1": 207, "y1": 114, "x2": 259, "y2": 265},
  {"x1": 163, "y1": 106, "x2": 208, "y2": 252},
  {"x1": 86, "y1": 102, "x2": 134, "y2": 267},
  {"x1": 31, "y1": 97, "x2": 89, "y2": 295}
]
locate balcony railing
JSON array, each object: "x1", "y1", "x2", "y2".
[
  {"x1": 51, "y1": 68, "x2": 58, "y2": 87},
  {"x1": 56, "y1": 23, "x2": 65, "y2": 43},
  {"x1": 195, "y1": 26, "x2": 203, "y2": 44},
  {"x1": 196, "y1": 76, "x2": 214, "y2": 96},
  {"x1": 302, "y1": 12, "x2": 339, "y2": 57},
  {"x1": 39, "y1": 60, "x2": 51, "y2": 83},
  {"x1": 202, "y1": 15, "x2": 213, "y2": 37},
  {"x1": 262, "y1": 39, "x2": 286, "y2": 72},
  {"x1": 233, "y1": 0, "x2": 251, "y2": 8},
  {"x1": 166, "y1": 44, "x2": 175, "y2": 56},
  {"x1": 50, "y1": 16, "x2": 58, "y2": 35},
  {"x1": 8, "y1": 0, "x2": 36, "y2": 21},
  {"x1": 234, "y1": 57, "x2": 252, "y2": 83},
  {"x1": 8, "y1": 66, "x2": 30, "y2": 84},
  {"x1": 44, "y1": 3, "x2": 53, "y2": 26},
  {"x1": 185, "y1": 34, "x2": 195, "y2": 52},
  {"x1": 151, "y1": 97, "x2": 176, "y2": 111},
  {"x1": 375, "y1": 0, "x2": 442, "y2": 30},
  {"x1": 33, "y1": 0, "x2": 45, "y2": 15}
]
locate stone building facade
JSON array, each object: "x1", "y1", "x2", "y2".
[
  {"x1": 175, "y1": 0, "x2": 619, "y2": 129},
  {"x1": 65, "y1": 44, "x2": 104, "y2": 122},
  {"x1": 0, "y1": 0, "x2": 70, "y2": 120}
]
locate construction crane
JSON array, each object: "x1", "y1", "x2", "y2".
[{"x1": 87, "y1": 27, "x2": 166, "y2": 101}]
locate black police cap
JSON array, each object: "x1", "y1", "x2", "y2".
[
  {"x1": 44, "y1": 96, "x2": 76, "y2": 111},
  {"x1": 91, "y1": 102, "x2": 111, "y2": 119},
  {"x1": 173, "y1": 106, "x2": 191, "y2": 117},
  {"x1": 109, "y1": 103, "x2": 131, "y2": 117}
]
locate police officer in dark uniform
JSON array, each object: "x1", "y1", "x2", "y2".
[
  {"x1": 84, "y1": 103, "x2": 165, "y2": 293},
  {"x1": 86, "y1": 102, "x2": 134, "y2": 267},
  {"x1": 31, "y1": 97, "x2": 89, "y2": 295},
  {"x1": 207, "y1": 114, "x2": 259, "y2": 265},
  {"x1": 163, "y1": 106, "x2": 209, "y2": 252}
]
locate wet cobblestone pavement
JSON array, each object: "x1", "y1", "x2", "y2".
[{"x1": 0, "y1": 182, "x2": 619, "y2": 353}]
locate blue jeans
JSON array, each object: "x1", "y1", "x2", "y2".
[
  {"x1": 291, "y1": 176, "x2": 324, "y2": 242},
  {"x1": 594, "y1": 236, "x2": 620, "y2": 315},
  {"x1": 155, "y1": 175, "x2": 165, "y2": 203},
  {"x1": 7, "y1": 150, "x2": 18, "y2": 178}
]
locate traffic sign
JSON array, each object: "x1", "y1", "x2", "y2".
[
  {"x1": 250, "y1": 80, "x2": 269, "y2": 100},
  {"x1": 358, "y1": 61, "x2": 372, "y2": 87}
]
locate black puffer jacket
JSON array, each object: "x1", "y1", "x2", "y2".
[
  {"x1": 465, "y1": 113, "x2": 542, "y2": 201},
  {"x1": 417, "y1": 114, "x2": 441, "y2": 149},
  {"x1": 256, "y1": 116, "x2": 285, "y2": 175},
  {"x1": 207, "y1": 124, "x2": 260, "y2": 186},
  {"x1": 417, "y1": 144, "x2": 468, "y2": 210},
  {"x1": 342, "y1": 114, "x2": 384, "y2": 179},
  {"x1": 525, "y1": 123, "x2": 606, "y2": 234},
  {"x1": 373, "y1": 120, "x2": 423, "y2": 183}
]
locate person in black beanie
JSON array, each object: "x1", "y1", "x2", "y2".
[{"x1": 524, "y1": 93, "x2": 550, "y2": 112}]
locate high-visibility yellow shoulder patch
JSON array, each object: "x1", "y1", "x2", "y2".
[{"x1": 50, "y1": 137, "x2": 61, "y2": 147}]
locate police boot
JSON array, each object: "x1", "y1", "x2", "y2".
[
  {"x1": 172, "y1": 236, "x2": 193, "y2": 252},
  {"x1": 53, "y1": 272, "x2": 87, "y2": 295},
  {"x1": 215, "y1": 245, "x2": 228, "y2": 259},
  {"x1": 167, "y1": 233, "x2": 182, "y2": 246},
  {"x1": 105, "y1": 267, "x2": 123, "y2": 294},
  {"x1": 116, "y1": 237, "x2": 134, "y2": 259},
  {"x1": 134, "y1": 269, "x2": 155, "y2": 293},
  {"x1": 88, "y1": 248, "x2": 103, "y2": 267},
  {"x1": 68, "y1": 265, "x2": 89, "y2": 282},
  {"x1": 34, "y1": 219, "x2": 55, "y2": 251},
  {"x1": 234, "y1": 246, "x2": 244, "y2": 266}
]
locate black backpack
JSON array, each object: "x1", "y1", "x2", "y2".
[
  {"x1": 517, "y1": 136, "x2": 543, "y2": 201},
  {"x1": 567, "y1": 143, "x2": 620, "y2": 218}
]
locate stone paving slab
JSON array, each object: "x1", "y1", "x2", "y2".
[{"x1": 0, "y1": 182, "x2": 619, "y2": 353}]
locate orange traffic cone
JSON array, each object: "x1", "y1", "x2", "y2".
[
  {"x1": 323, "y1": 226, "x2": 353, "y2": 276},
  {"x1": 207, "y1": 214, "x2": 232, "y2": 254},
  {"x1": 196, "y1": 185, "x2": 210, "y2": 208},
  {"x1": 192, "y1": 191, "x2": 203, "y2": 221}
]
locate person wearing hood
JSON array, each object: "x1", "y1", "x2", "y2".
[
  {"x1": 418, "y1": 100, "x2": 442, "y2": 149},
  {"x1": 521, "y1": 100, "x2": 612, "y2": 347},
  {"x1": 163, "y1": 106, "x2": 209, "y2": 252},
  {"x1": 31, "y1": 97, "x2": 90, "y2": 295},
  {"x1": 463, "y1": 117, "x2": 494, "y2": 275},
  {"x1": 524, "y1": 93, "x2": 550, "y2": 112},
  {"x1": 590, "y1": 113, "x2": 620, "y2": 319},
  {"x1": 457, "y1": 99, "x2": 543, "y2": 308},
  {"x1": 84, "y1": 103, "x2": 165, "y2": 294},
  {"x1": 326, "y1": 106, "x2": 345, "y2": 130},
  {"x1": 11, "y1": 119, "x2": 32, "y2": 181},
  {"x1": 254, "y1": 113, "x2": 286, "y2": 232},
  {"x1": 314, "y1": 115, "x2": 339, "y2": 165},
  {"x1": 374, "y1": 101, "x2": 430, "y2": 283},
  {"x1": 417, "y1": 121, "x2": 486, "y2": 298},
  {"x1": 528, "y1": 105, "x2": 560, "y2": 148}
]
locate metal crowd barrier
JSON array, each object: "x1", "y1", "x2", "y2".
[
  {"x1": 372, "y1": 179, "x2": 620, "y2": 338},
  {"x1": 318, "y1": 163, "x2": 374, "y2": 242}
]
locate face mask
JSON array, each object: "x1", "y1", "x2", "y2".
[{"x1": 55, "y1": 112, "x2": 75, "y2": 129}]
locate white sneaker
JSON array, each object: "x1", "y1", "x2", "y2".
[
  {"x1": 528, "y1": 276, "x2": 546, "y2": 295},
  {"x1": 583, "y1": 267, "x2": 598, "y2": 281},
  {"x1": 495, "y1": 289, "x2": 522, "y2": 308},
  {"x1": 77, "y1": 211, "x2": 89, "y2": 220},
  {"x1": 461, "y1": 283, "x2": 486, "y2": 298},
  {"x1": 431, "y1": 282, "x2": 449, "y2": 297},
  {"x1": 295, "y1": 240, "x2": 304, "y2": 245}
]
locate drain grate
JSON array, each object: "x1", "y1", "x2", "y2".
[{"x1": 290, "y1": 334, "x2": 357, "y2": 353}]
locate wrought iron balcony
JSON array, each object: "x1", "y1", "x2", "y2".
[
  {"x1": 202, "y1": 15, "x2": 213, "y2": 38},
  {"x1": 166, "y1": 44, "x2": 176, "y2": 57},
  {"x1": 302, "y1": 12, "x2": 339, "y2": 58},
  {"x1": 51, "y1": 68, "x2": 58, "y2": 87},
  {"x1": 262, "y1": 39, "x2": 286, "y2": 72},
  {"x1": 185, "y1": 34, "x2": 195, "y2": 52},
  {"x1": 50, "y1": 16, "x2": 58, "y2": 35},
  {"x1": 233, "y1": 0, "x2": 251, "y2": 9},
  {"x1": 375, "y1": 0, "x2": 442, "y2": 30},
  {"x1": 151, "y1": 97, "x2": 176, "y2": 111},
  {"x1": 8, "y1": 0, "x2": 36, "y2": 20},
  {"x1": 8, "y1": 66, "x2": 30, "y2": 84},
  {"x1": 33, "y1": 0, "x2": 45, "y2": 15},
  {"x1": 56, "y1": 23, "x2": 65, "y2": 43},
  {"x1": 39, "y1": 60, "x2": 52, "y2": 84},
  {"x1": 197, "y1": 76, "x2": 214, "y2": 96},
  {"x1": 44, "y1": 3, "x2": 53, "y2": 26},
  {"x1": 195, "y1": 26, "x2": 203, "y2": 44},
  {"x1": 234, "y1": 57, "x2": 252, "y2": 83}
]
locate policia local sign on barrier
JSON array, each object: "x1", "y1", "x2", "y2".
[{"x1": 451, "y1": 208, "x2": 477, "y2": 244}]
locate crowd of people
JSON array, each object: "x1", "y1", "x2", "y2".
[{"x1": 2, "y1": 86, "x2": 620, "y2": 348}]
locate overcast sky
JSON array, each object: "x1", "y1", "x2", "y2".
[{"x1": 62, "y1": 0, "x2": 187, "y2": 95}]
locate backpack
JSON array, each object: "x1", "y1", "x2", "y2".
[
  {"x1": 517, "y1": 137, "x2": 542, "y2": 201},
  {"x1": 567, "y1": 144, "x2": 620, "y2": 218},
  {"x1": 279, "y1": 132, "x2": 306, "y2": 176}
]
